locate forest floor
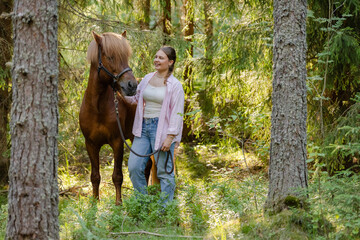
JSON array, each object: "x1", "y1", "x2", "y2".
[
  {"x1": 56, "y1": 142, "x2": 269, "y2": 239},
  {"x1": 1, "y1": 142, "x2": 359, "y2": 239}
]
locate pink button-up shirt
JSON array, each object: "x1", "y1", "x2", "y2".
[{"x1": 125, "y1": 72, "x2": 185, "y2": 150}]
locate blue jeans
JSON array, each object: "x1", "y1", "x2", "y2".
[{"x1": 128, "y1": 117, "x2": 176, "y2": 205}]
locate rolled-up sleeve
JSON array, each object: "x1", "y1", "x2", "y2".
[
  {"x1": 167, "y1": 83, "x2": 185, "y2": 136},
  {"x1": 124, "y1": 89, "x2": 140, "y2": 105}
]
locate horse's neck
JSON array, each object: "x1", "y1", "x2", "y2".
[{"x1": 85, "y1": 70, "x2": 112, "y2": 112}]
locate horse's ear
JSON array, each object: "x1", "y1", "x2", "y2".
[
  {"x1": 121, "y1": 30, "x2": 127, "y2": 38},
  {"x1": 92, "y1": 31, "x2": 102, "y2": 45}
]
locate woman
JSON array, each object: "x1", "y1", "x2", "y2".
[{"x1": 125, "y1": 46, "x2": 184, "y2": 205}]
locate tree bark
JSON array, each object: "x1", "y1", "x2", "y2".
[
  {"x1": 0, "y1": 0, "x2": 12, "y2": 184},
  {"x1": 183, "y1": 0, "x2": 194, "y2": 92},
  {"x1": 6, "y1": 0, "x2": 59, "y2": 239},
  {"x1": 203, "y1": 0, "x2": 213, "y2": 62},
  {"x1": 203, "y1": 0, "x2": 213, "y2": 91},
  {"x1": 181, "y1": 0, "x2": 194, "y2": 141},
  {"x1": 135, "y1": 0, "x2": 150, "y2": 30},
  {"x1": 265, "y1": 0, "x2": 308, "y2": 213},
  {"x1": 161, "y1": 0, "x2": 171, "y2": 44}
]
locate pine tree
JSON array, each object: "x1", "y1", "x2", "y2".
[
  {"x1": 6, "y1": 0, "x2": 59, "y2": 238},
  {"x1": 265, "y1": 0, "x2": 308, "y2": 212}
]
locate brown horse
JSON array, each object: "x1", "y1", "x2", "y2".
[{"x1": 79, "y1": 31, "x2": 138, "y2": 205}]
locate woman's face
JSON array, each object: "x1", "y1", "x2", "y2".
[{"x1": 154, "y1": 50, "x2": 173, "y2": 73}]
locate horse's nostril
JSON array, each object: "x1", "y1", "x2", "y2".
[
  {"x1": 128, "y1": 81, "x2": 135, "y2": 88},
  {"x1": 128, "y1": 81, "x2": 137, "y2": 90}
]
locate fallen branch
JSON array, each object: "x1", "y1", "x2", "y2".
[{"x1": 110, "y1": 230, "x2": 203, "y2": 239}]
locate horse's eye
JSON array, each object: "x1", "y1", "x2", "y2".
[{"x1": 106, "y1": 56, "x2": 114, "y2": 62}]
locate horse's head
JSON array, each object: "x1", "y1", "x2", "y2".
[{"x1": 87, "y1": 31, "x2": 137, "y2": 96}]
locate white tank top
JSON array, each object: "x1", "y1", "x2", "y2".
[{"x1": 143, "y1": 83, "x2": 166, "y2": 118}]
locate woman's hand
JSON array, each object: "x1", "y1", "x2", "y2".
[{"x1": 161, "y1": 135, "x2": 175, "y2": 151}]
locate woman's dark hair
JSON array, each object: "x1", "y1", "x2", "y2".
[{"x1": 160, "y1": 46, "x2": 176, "y2": 74}]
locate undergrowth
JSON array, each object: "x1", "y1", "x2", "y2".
[{"x1": 1, "y1": 143, "x2": 360, "y2": 239}]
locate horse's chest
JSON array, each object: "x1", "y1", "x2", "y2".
[
  {"x1": 97, "y1": 118, "x2": 117, "y2": 133},
  {"x1": 81, "y1": 116, "x2": 117, "y2": 142}
]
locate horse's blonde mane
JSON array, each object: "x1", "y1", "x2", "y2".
[{"x1": 86, "y1": 32, "x2": 132, "y2": 65}]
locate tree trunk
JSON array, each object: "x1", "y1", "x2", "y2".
[
  {"x1": 6, "y1": 0, "x2": 59, "y2": 239},
  {"x1": 203, "y1": 0, "x2": 214, "y2": 100},
  {"x1": 197, "y1": 0, "x2": 215, "y2": 123},
  {"x1": 0, "y1": 0, "x2": 12, "y2": 184},
  {"x1": 183, "y1": 0, "x2": 194, "y2": 92},
  {"x1": 181, "y1": 0, "x2": 194, "y2": 141},
  {"x1": 264, "y1": 0, "x2": 308, "y2": 213},
  {"x1": 161, "y1": 0, "x2": 171, "y2": 44},
  {"x1": 135, "y1": 0, "x2": 150, "y2": 30},
  {"x1": 203, "y1": 0, "x2": 213, "y2": 63}
]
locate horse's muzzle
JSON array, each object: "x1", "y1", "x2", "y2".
[{"x1": 120, "y1": 80, "x2": 137, "y2": 96}]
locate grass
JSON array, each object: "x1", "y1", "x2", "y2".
[
  {"x1": 1, "y1": 143, "x2": 360, "y2": 239},
  {"x1": 55, "y1": 142, "x2": 267, "y2": 239}
]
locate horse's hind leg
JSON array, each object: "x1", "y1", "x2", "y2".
[
  {"x1": 85, "y1": 140, "x2": 101, "y2": 201},
  {"x1": 145, "y1": 159, "x2": 152, "y2": 184},
  {"x1": 111, "y1": 140, "x2": 124, "y2": 205}
]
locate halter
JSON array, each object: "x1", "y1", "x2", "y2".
[{"x1": 97, "y1": 45, "x2": 132, "y2": 91}]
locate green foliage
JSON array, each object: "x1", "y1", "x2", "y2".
[
  {"x1": 122, "y1": 186, "x2": 181, "y2": 227},
  {"x1": 326, "y1": 30, "x2": 360, "y2": 91},
  {"x1": 56, "y1": 0, "x2": 277, "y2": 171},
  {"x1": 203, "y1": 108, "x2": 271, "y2": 164},
  {"x1": 2, "y1": 140, "x2": 360, "y2": 239},
  {"x1": 322, "y1": 93, "x2": 360, "y2": 173},
  {"x1": 48, "y1": 1, "x2": 360, "y2": 238},
  {"x1": 241, "y1": 210, "x2": 311, "y2": 239},
  {"x1": 306, "y1": 0, "x2": 360, "y2": 172},
  {"x1": 54, "y1": 142, "x2": 269, "y2": 239},
  {"x1": 58, "y1": 66, "x2": 88, "y2": 167},
  {"x1": 181, "y1": 184, "x2": 210, "y2": 232},
  {"x1": 56, "y1": 177, "x2": 265, "y2": 239},
  {"x1": 325, "y1": 171, "x2": 360, "y2": 238},
  {"x1": 239, "y1": 168, "x2": 360, "y2": 239},
  {"x1": 188, "y1": 1, "x2": 273, "y2": 148},
  {"x1": 0, "y1": 67, "x2": 10, "y2": 91},
  {"x1": 1, "y1": 0, "x2": 360, "y2": 238},
  {"x1": 304, "y1": 169, "x2": 360, "y2": 238},
  {"x1": 0, "y1": 203, "x2": 7, "y2": 239}
]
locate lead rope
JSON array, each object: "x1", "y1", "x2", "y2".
[{"x1": 113, "y1": 91, "x2": 174, "y2": 174}]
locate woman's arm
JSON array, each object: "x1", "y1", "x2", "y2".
[
  {"x1": 124, "y1": 95, "x2": 138, "y2": 105},
  {"x1": 122, "y1": 77, "x2": 146, "y2": 105},
  {"x1": 167, "y1": 83, "x2": 185, "y2": 136},
  {"x1": 161, "y1": 134, "x2": 176, "y2": 151},
  {"x1": 161, "y1": 82, "x2": 185, "y2": 151}
]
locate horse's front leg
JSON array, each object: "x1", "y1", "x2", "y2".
[
  {"x1": 111, "y1": 140, "x2": 124, "y2": 205},
  {"x1": 85, "y1": 140, "x2": 101, "y2": 201}
]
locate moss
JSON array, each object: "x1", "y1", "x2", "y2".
[
  {"x1": 284, "y1": 195, "x2": 301, "y2": 208},
  {"x1": 265, "y1": 195, "x2": 309, "y2": 215}
]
